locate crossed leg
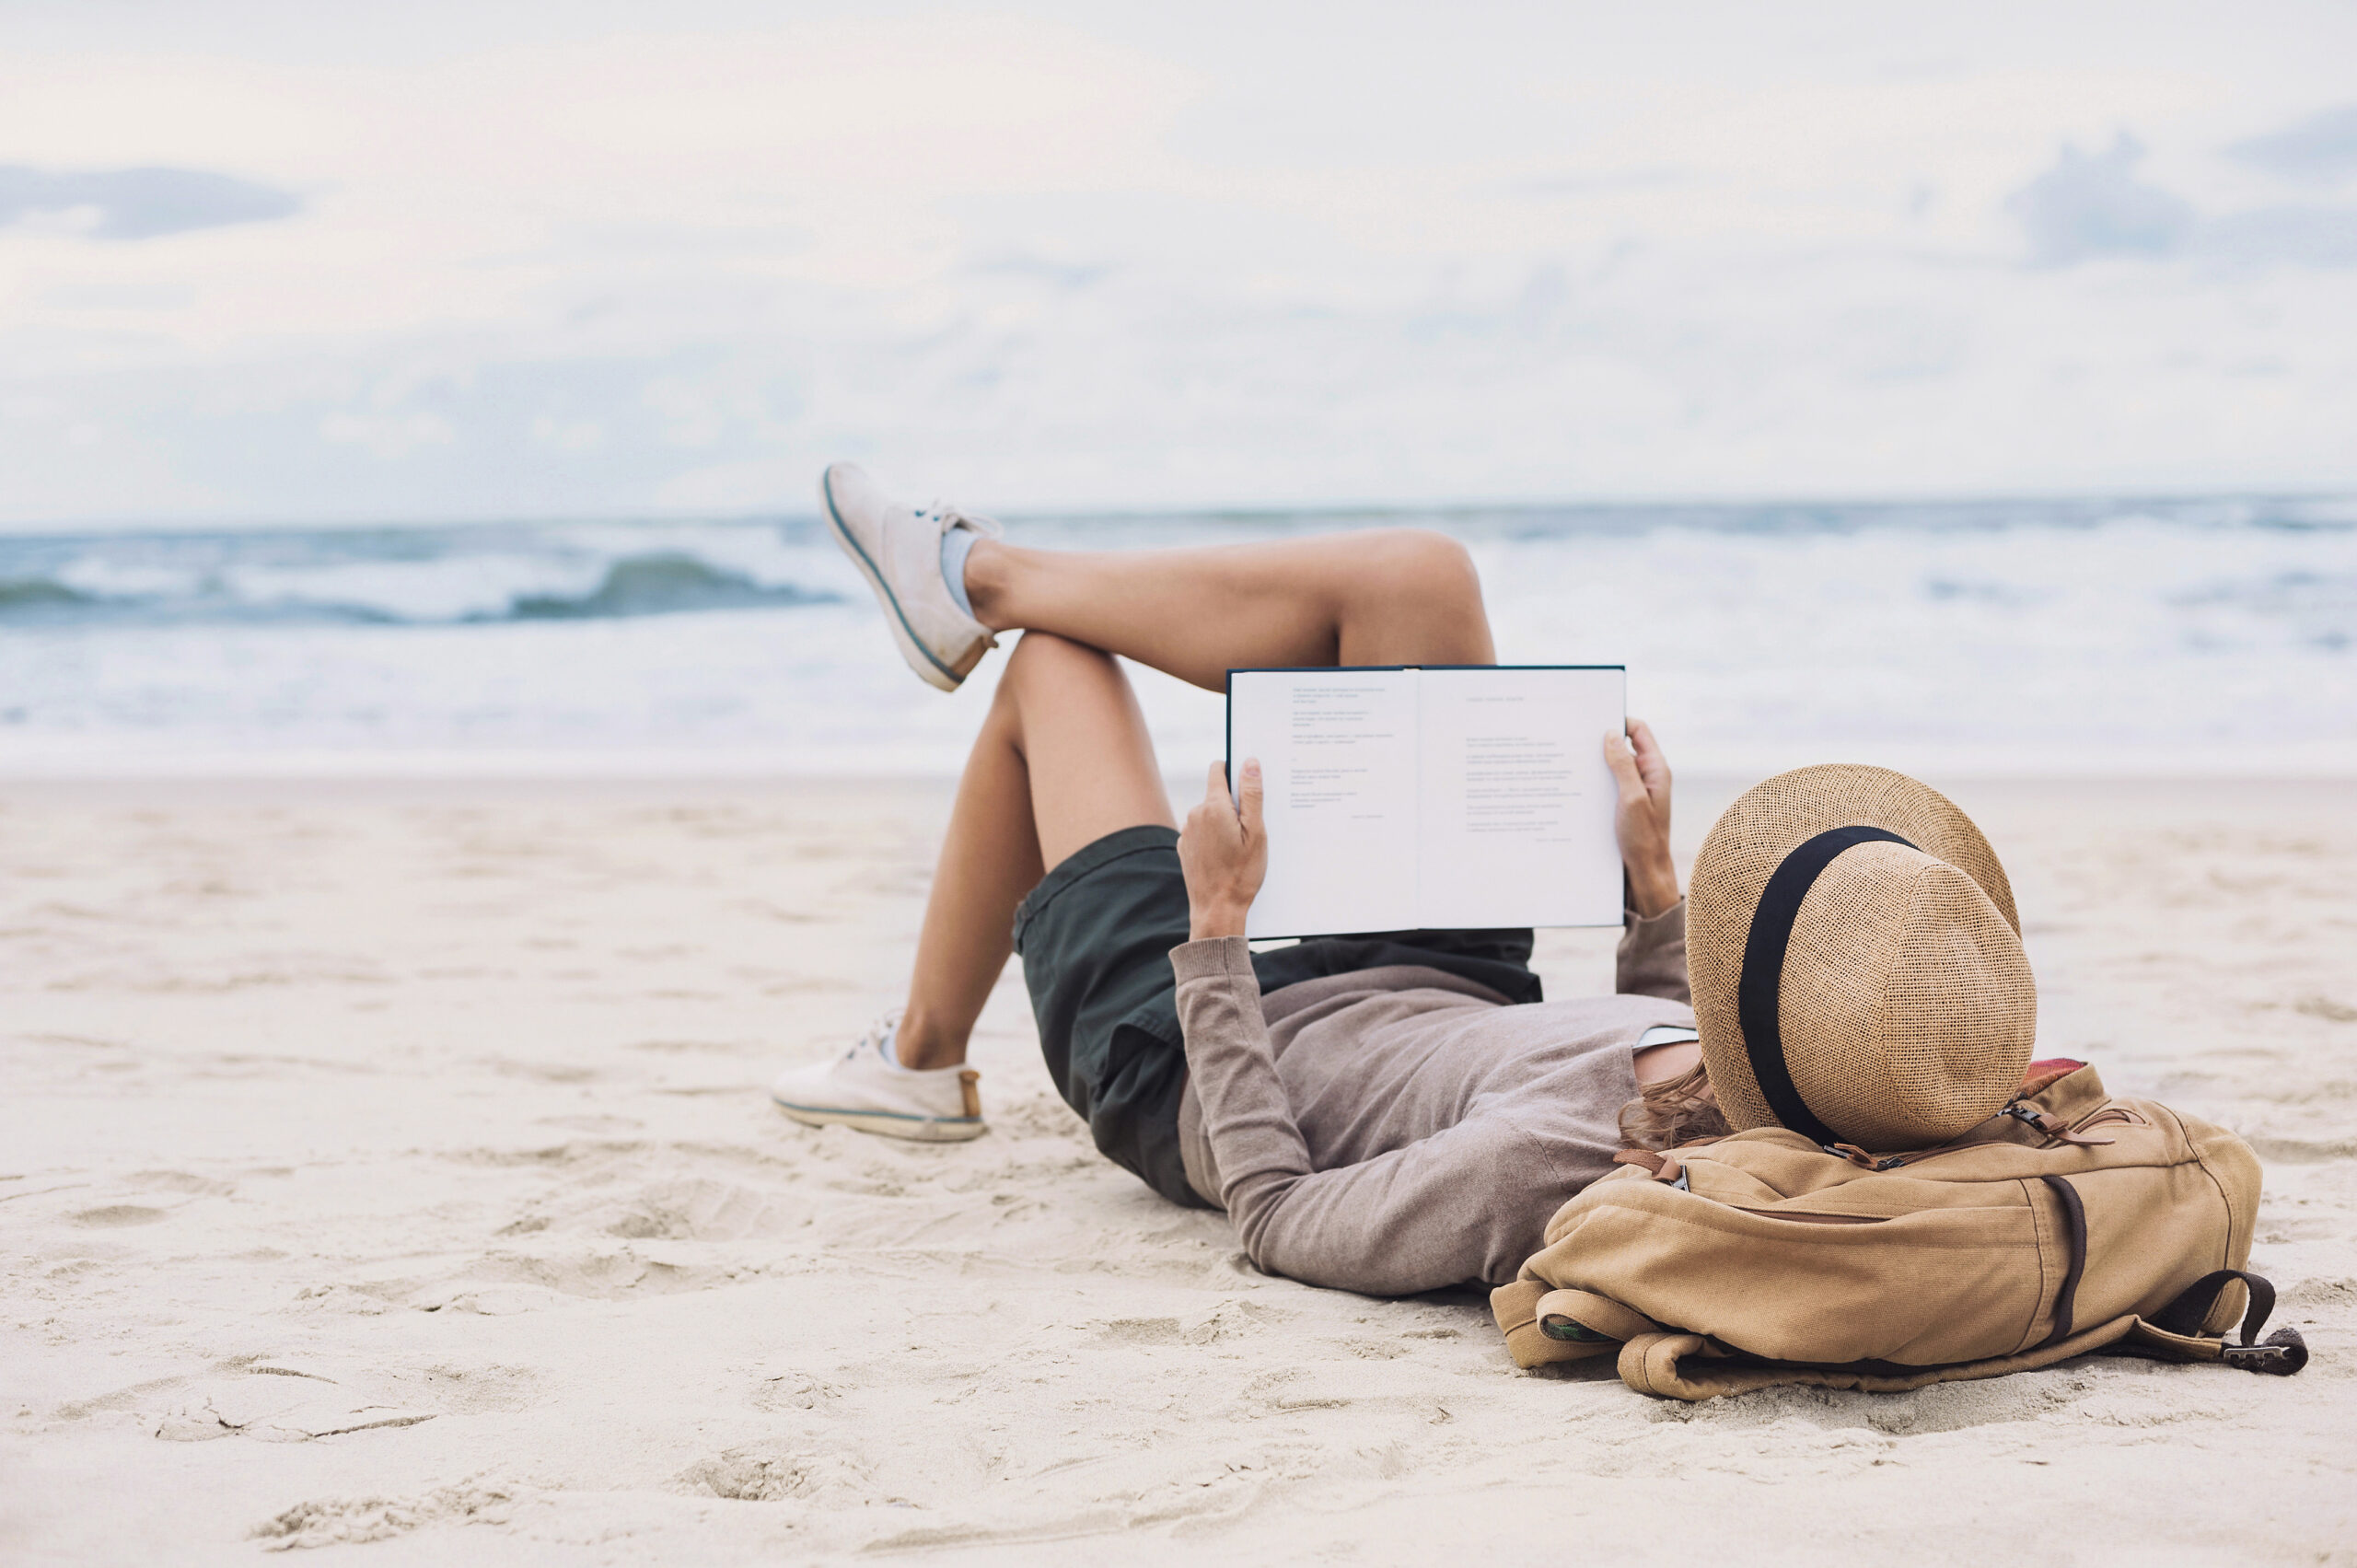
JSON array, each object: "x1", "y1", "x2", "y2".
[{"x1": 894, "y1": 528, "x2": 1496, "y2": 1069}]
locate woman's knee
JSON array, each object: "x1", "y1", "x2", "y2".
[
  {"x1": 1354, "y1": 529, "x2": 1484, "y2": 614},
  {"x1": 1004, "y1": 630, "x2": 1115, "y2": 679},
  {"x1": 998, "y1": 632, "x2": 1123, "y2": 711},
  {"x1": 993, "y1": 633, "x2": 1162, "y2": 811}
]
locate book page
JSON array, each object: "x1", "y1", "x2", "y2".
[
  {"x1": 1413, "y1": 667, "x2": 1625, "y2": 928},
  {"x1": 1228, "y1": 668, "x2": 1420, "y2": 938}
]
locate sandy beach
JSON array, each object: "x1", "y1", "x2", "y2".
[{"x1": 3, "y1": 772, "x2": 2352, "y2": 1564}]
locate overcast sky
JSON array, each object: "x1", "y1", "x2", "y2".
[{"x1": 3, "y1": 0, "x2": 2354, "y2": 525}]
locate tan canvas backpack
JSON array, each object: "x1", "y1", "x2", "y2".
[{"x1": 1492, "y1": 1062, "x2": 2311, "y2": 1400}]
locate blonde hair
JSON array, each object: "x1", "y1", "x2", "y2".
[{"x1": 1618, "y1": 1063, "x2": 1732, "y2": 1153}]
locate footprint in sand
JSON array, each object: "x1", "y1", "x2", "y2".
[
  {"x1": 250, "y1": 1484, "x2": 514, "y2": 1551},
  {"x1": 70, "y1": 1204, "x2": 169, "y2": 1227},
  {"x1": 676, "y1": 1446, "x2": 871, "y2": 1504},
  {"x1": 750, "y1": 1370, "x2": 842, "y2": 1412},
  {"x1": 148, "y1": 1366, "x2": 437, "y2": 1444}
]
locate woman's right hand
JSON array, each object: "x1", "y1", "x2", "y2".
[
  {"x1": 1603, "y1": 718, "x2": 1679, "y2": 920},
  {"x1": 1178, "y1": 759, "x2": 1267, "y2": 940}
]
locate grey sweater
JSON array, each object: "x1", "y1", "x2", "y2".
[{"x1": 1171, "y1": 903, "x2": 1693, "y2": 1296}]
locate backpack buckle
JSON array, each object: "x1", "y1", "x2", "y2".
[{"x1": 2221, "y1": 1328, "x2": 2308, "y2": 1376}]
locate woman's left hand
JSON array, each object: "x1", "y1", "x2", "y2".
[
  {"x1": 1178, "y1": 759, "x2": 1267, "y2": 940},
  {"x1": 1605, "y1": 719, "x2": 1680, "y2": 919}
]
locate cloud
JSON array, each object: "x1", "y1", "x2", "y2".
[
  {"x1": 2204, "y1": 204, "x2": 2357, "y2": 268},
  {"x1": 2004, "y1": 134, "x2": 2195, "y2": 265},
  {"x1": 319, "y1": 411, "x2": 456, "y2": 459},
  {"x1": 2230, "y1": 103, "x2": 2357, "y2": 186},
  {"x1": 970, "y1": 254, "x2": 1115, "y2": 294},
  {"x1": 2004, "y1": 133, "x2": 2357, "y2": 271},
  {"x1": 0, "y1": 167, "x2": 301, "y2": 240}
]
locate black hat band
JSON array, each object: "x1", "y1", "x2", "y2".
[{"x1": 1735, "y1": 824, "x2": 1919, "y2": 1145}]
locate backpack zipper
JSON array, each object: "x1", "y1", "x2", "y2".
[
  {"x1": 1732, "y1": 1205, "x2": 1888, "y2": 1225},
  {"x1": 1814, "y1": 1100, "x2": 2132, "y2": 1171},
  {"x1": 2003, "y1": 1103, "x2": 2119, "y2": 1146}
]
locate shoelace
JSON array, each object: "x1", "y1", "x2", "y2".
[
  {"x1": 848, "y1": 1009, "x2": 903, "y2": 1067},
  {"x1": 913, "y1": 503, "x2": 1004, "y2": 542}
]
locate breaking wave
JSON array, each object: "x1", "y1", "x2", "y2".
[{"x1": 0, "y1": 524, "x2": 842, "y2": 627}]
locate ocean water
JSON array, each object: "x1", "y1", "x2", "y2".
[{"x1": 2, "y1": 496, "x2": 2352, "y2": 778}]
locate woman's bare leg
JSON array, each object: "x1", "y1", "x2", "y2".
[
  {"x1": 962, "y1": 528, "x2": 1494, "y2": 691},
  {"x1": 894, "y1": 634, "x2": 1173, "y2": 1068}
]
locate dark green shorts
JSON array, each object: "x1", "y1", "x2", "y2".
[{"x1": 1010, "y1": 824, "x2": 1542, "y2": 1208}]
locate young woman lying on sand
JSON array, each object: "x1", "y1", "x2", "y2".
[{"x1": 772, "y1": 465, "x2": 1723, "y2": 1295}]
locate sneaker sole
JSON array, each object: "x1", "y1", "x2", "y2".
[
  {"x1": 772, "y1": 1094, "x2": 988, "y2": 1143},
  {"x1": 820, "y1": 469, "x2": 974, "y2": 693}
]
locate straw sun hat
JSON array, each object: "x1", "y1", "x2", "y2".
[{"x1": 1688, "y1": 765, "x2": 2037, "y2": 1153}]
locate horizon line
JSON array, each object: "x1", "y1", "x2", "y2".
[{"x1": 3, "y1": 486, "x2": 2351, "y2": 539}]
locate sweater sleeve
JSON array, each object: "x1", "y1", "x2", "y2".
[
  {"x1": 1615, "y1": 899, "x2": 1689, "y2": 1003},
  {"x1": 1169, "y1": 937, "x2": 1545, "y2": 1295}
]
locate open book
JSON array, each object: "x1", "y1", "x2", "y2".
[{"x1": 1226, "y1": 665, "x2": 1626, "y2": 938}]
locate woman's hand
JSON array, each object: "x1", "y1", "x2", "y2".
[
  {"x1": 1178, "y1": 759, "x2": 1267, "y2": 940},
  {"x1": 1604, "y1": 718, "x2": 1679, "y2": 920}
]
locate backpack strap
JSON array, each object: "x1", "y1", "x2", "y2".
[
  {"x1": 2036, "y1": 1176, "x2": 2087, "y2": 1348},
  {"x1": 2150, "y1": 1270, "x2": 2309, "y2": 1376},
  {"x1": 1611, "y1": 1148, "x2": 1691, "y2": 1189}
]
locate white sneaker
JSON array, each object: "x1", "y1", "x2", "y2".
[
  {"x1": 820, "y1": 463, "x2": 1002, "y2": 692},
  {"x1": 770, "y1": 1015, "x2": 986, "y2": 1143}
]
